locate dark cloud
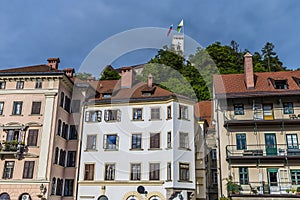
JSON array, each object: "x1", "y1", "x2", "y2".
[{"x1": 0, "y1": 0, "x2": 299, "y2": 70}]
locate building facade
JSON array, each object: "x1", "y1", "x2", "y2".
[
  {"x1": 0, "y1": 58, "x2": 85, "y2": 200},
  {"x1": 214, "y1": 53, "x2": 300, "y2": 199},
  {"x1": 78, "y1": 67, "x2": 196, "y2": 200}
]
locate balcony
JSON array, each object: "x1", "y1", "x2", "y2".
[
  {"x1": 229, "y1": 181, "x2": 300, "y2": 198},
  {"x1": 226, "y1": 144, "x2": 300, "y2": 164},
  {"x1": 0, "y1": 140, "x2": 28, "y2": 159}
]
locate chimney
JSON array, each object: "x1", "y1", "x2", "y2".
[
  {"x1": 47, "y1": 58, "x2": 60, "y2": 69},
  {"x1": 63, "y1": 68, "x2": 75, "y2": 78},
  {"x1": 147, "y1": 73, "x2": 153, "y2": 88},
  {"x1": 244, "y1": 52, "x2": 254, "y2": 89},
  {"x1": 87, "y1": 76, "x2": 96, "y2": 82},
  {"x1": 121, "y1": 67, "x2": 134, "y2": 88}
]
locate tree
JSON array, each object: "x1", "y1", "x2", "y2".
[
  {"x1": 261, "y1": 42, "x2": 285, "y2": 72},
  {"x1": 99, "y1": 65, "x2": 121, "y2": 80},
  {"x1": 74, "y1": 72, "x2": 92, "y2": 80}
]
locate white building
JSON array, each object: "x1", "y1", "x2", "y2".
[{"x1": 78, "y1": 67, "x2": 196, "y2": 200}]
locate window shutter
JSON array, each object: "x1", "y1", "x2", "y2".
[
  {"x1": 116, "y1": 136, "x2": 119, "y2": 150},
  {"x1": 97, "y1": 111, "x2": 102, "y2": 122},
  {"x1": 104, "y1": 110, "x2": 108, "y2": 121},
  {"x1": 103, "y1": 135, "x2": 107, "y2": 149},
  {"x1": 85, "y1": 111, "x2": 90, "y2": 122},
  {"x1": 117, "y1": 110, "x2": 121, "y2": 122}
]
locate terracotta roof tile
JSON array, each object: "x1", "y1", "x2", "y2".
[
  {"x1": 195, "y1": 101, "x2": 213, "y2": 126},
  {"x1": 0, "y1": 64, "x2": 62, "y2": 73},
  {"x1": 214, "y1": 70, "x2": 300, "y2": 98}
]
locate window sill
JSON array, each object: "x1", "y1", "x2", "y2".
[
  {"x1": 178, "y1": 147, "x2": 191, "y2": 151},
  {"x1": 84, "y1": 149, "x2": 98, "y2": 152},
  {"x1": 130, "y1": 148, "x2": 144, "y2": 151},
  {"x1": 85, "y1": 121, "x2": 101, "y2": 123},
  {"x1": 178, "y1": 180, "x2": 193, "y2": 183},
  {"x1": 165, "y1": 180, "x2": 172, "y2": 182},
  {"x1": 148, "y1": 148, "x2": 162, "y2": 151},
  {"x1": 131, "y1": 119, "x2": 144, "y2": 121},
  {"x1": 149, "y1": 119, "x2": 162, "y2": 121},
  {"x1": 0, "y1": 115, "x2": 4, "y2": 117},
  {"x1": 10, "y1": 114, "x2": 23, "y2": 116},
  {"x1": 165, "y1": 147, "x2": 172, "y2": 150},
  {"x1": 104, "y1": 120, "x2": 120, "y2": 123},
  {"x1": 104, "y1": 149, "x2": 118, "y2": 151},
  {"x1": 29, "y1": 114, "x2": 43, "y2": 116},
  {"x1": 166, "y1": 117, "x2": 172, "y2": 120}
]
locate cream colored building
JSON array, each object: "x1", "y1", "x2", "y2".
[
  {"x1": 214, "y1": 53, "x2": 300, "y2": 199},
  {"x1": 0, "y1": 58, "x2": 88, "y2": 200}
]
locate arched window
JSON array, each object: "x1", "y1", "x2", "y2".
[
  {"x1": 61, "y1": 122, "x2": 65, "y2": 138},
  {"x1": 18, "y1": 193, "x2": 31, "y2": 200},
  {"x1": 60, "y1": 92, "x2": 64, "y2": 107},
  {"x1": 56, "y1": 178, "x2": 61, "y2": 195},
  {"x1": 54, "y1": 147, "x2": 59, "y2": 164},
  {"x1": 59, "y1": 149, "x2": 64, "y2": 166},
  {"x1": 57, "y1": 120, "x2": 61, "y2": 136},
  {"x1": 51, "y1": 177, "x2": 56, "y2": 195},
  {"x1": 0, "y1": 193, "x2": 10, "y2": 200}
]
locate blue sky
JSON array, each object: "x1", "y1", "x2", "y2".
[{"x1": 1, "y1": 0, "x2": 300, "y2": 71}]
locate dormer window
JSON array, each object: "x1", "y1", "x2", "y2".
[
  {"x1": 102, "y1": 93, "x2": 112, "y2": 98},
  {"x1": 274, "y1": 80, "x2": 288, "y2": 89}
]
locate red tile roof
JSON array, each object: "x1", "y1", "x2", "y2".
[
  {"x1": 195, "y1": 101, "x2": 213, "y2": 126},
  {"x1": 0, "y1": 65, "x2": 62, "y2": 73},
  {"x1": 214, "y1": 70, "x2": 300, "y2": 98}
]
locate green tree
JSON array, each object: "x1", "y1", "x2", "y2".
[
  {"x1": 100, "y1": 65, "x2": 121, "y2": 80},
  {"x1": 75, "y1": 72, "x2": 93, "y2": 80},
  {"x1": 261, "y1": 42, "x2": 285, "y2": 72}
]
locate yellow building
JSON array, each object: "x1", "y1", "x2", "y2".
[{"x1": 214, "y1": 53, "x2": 300, "y2": 199}]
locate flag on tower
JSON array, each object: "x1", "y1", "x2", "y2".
[
  {"x1": 167, "y1": 24, "x2": 173, "y2": 36},
  {"x1": 177, "y1": 19, "x2": 183, "y2": 33}
]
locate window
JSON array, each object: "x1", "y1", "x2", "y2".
[
  {"x1": 86, "y1": 135, "x2": 97, "y2": 150},
  {"x1": 263, "y1": 104, "x2": 274, "y2": 120},
  {"x1": 133, "y1": 108, "x2": 143, "y2": 120},
  {"x1": 85, "y1": 111, "x2": 102, "y2": 122},
  {"x1": 35, "y1": 80, "x2": 42, "y2": 89},
  {"x1": 179, "y1": 163, "x2": 189, "y2": 181},
  {"x1": 23, "y1": 161, "x2": 34, "y2": 179},
  {"x1": 51, "y1": 177, "x2": 56, "y2": 195},
  {"x1": 291, "y1": 170, "x2": 300, "y2": 185},
  {"x1": 283, "y1": 102, "x2": 294, "y2": 114},
  {"x1": 212, "y1": 169, "x2": 218, "y2": 185},
  {"x1": 84, "y1": 164, "x2": 94, "y2": 180},
  {"x1": 59, "y1": 150, "x2": 66, "y2": 166},
  {"x1": 179, "y1": 132, "x2": 189, "y2": 149},
  {"x1": 3, "y1": 161, "x2": 14, "y2": 179},
  {"x1": 6, "y1": 130, "x2": 19, "y2": 142},
  {"x1": 234, "y1": 104, "x2": 244, "y2": 115},
  {"x1": 54, "y1": 147, "x2": 59, "y2": 164},
  {"x1": 60, "y1": 92, "x2": 64, "y2": 107},
  {"x1": 66, "y1": 151, "x2": 76, "y2": 167},
  {"x1": 179, "y1": 105, "x2": 188, "y2": 120},
  {"x1": 102, "y1": 93, "x2": 112, "y2": 98},
  {"x1": 150, "y1": 133, "x2": 160, "y2": 149},
  {"x1": 27, "y1": 129, "x2": 38, "y2": 146},
  {"x1": 167, "y1": 162, "x2": 172, "y2": 181},
  {"x1": 239, "y1": 167, "x2": 249, "y2": 185},
  {"x1": 132, "y1": 134, "x2": 142, "y2": 149},
  {"x1": 57, "y1": 120, "x2": 62, "y2": 136},
  {"x1": 64, "y1": 96, "x2": 71, "y2": 112},
  {"x1": 274, "y1": 80, "x2": 288, "y2": 89},
  {"x1": 61, "y1": 123, "x2": 68, "y2": 139},
  {"x1": 104, "y1": 109, "x2": 121, "y2": 122},
  {"x1": 16, "y1": 81, "x2": 24, "y2": 89},
  {"x1": 0, "y1": 102, "x2": 4, "y2": 115},
  {"x1": 167, "y1": 131, "x2": 172, "y2": 148},
  {"x1": 31, "y1": 101, "x2": 41, "y2": 114},
  {"x1": 167, "y1": 106, "x2": 172, "y2": 119},
  {"x1": 105, "y1": 164, "x2": 115, "y2": 180},
  {"x1": 149, "y1": 163, "x2": 160, "y2": 180},
  {"x1": 12, "y1": 101, "x2": 23, "y2": 115},
  {"x1": 0, "y1": 81, "x2": 5, "y2": 89},
  {"x1": 151, "y1": 107, "x2": 161, "y2": 120},
  {"x1": 103, "y1": 134, "x2": 119, "y2": 150},
  {"x1": 56, "y1": 178, "x2": 63, "y2": 195},
  {"x1": 64, "y1": 179, "x2": 74, "y2": 196},
  {"x1": 130, "y1": 163, "x2": 141, "y2": 180},
  {"x1": 69, "y1": 125, "x2": 77, "y2": 140},
  {"x1": 236, "y1": 133, "x2": 247, "y2": 150},
  {"x1": 286, "y1": 134, "x2": 298, "y2": 149},
  {"x1": 71, "y1": 100, "x2": 80, "y2": 113},
  {"x1": 211, "y1": 149, "x2": 217, "y2": 160}
]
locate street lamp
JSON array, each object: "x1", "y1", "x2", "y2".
[{"x1": 37, "y1": 184, "x2": 47, "y2": 200}]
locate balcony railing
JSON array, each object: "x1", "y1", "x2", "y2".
[
  {"x1": 230, "y1": 181, "x2": 300, "y2": 196},
  {"x1": 226, "y1": 144, "x2": 300, "y2": 158},
  {"x1": 0, "y1": 140, "x2": 27, "y2": 159}
]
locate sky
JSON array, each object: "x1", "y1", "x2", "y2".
[{"x1": 1, "y1": 0, "x2": 300, "y2": 73}]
